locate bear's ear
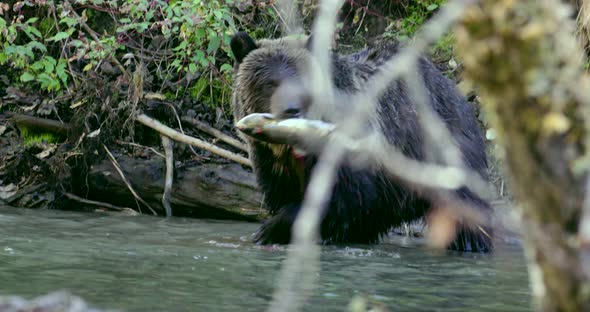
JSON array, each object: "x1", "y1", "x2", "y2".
[
  {"x1": 305, "y1": 34, "x2": 314, "y2": 51},
  {"x1": 231, "y1": 32, "x2": 258, "y2": 64}
]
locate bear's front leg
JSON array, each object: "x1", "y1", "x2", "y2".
[
  {"x1": 254, "y1": 202, "x2": 302, "y2": 245},
  {"x1": 447, "y1": 223, "x2": 494, "y2": 253}
]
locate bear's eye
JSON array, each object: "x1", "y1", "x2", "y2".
[{"x1": 268, "y1": 80, "x2": 280, "y2": 88}]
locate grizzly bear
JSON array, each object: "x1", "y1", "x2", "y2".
[{"x1": 230, "y1": 31, "x2": 494, "y2": 252}]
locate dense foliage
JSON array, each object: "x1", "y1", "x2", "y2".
[
  {"x1": 0, "y1": 0, "x2": 277, "y2": 108},
  {"x1": 0, "y1": 0, "x2": 466, "y2": 211}
]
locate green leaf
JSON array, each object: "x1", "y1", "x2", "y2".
[
  {"x1": 31, "y1": 61, "x2": 44, "y2": 71},
  {"x1": 173, "y1": 40, "x2": 188, "y2": 51},
  {"x1": 223, "y1": 15, "x2": 236, "y2": 31},
  {"x1": 223, "y1": 33, "x2": 232, "y2": 46},
  {"x1": 56, "y1": 59, "x2": 68, "y2": 85},
  {"x1": 146, "y1": 10, "x2": 154, "y2": 21},
  {"x1": 5, "y1": 30, "x2": 16, "y2": 44},
  {"x1": 20, "y1": 72, "x2": 35, "y2": 82},
  {"x1": 194, "y1": 50, "x2": 205, "y2": 62},
  {"x1": 426, "y1": 4, "x2": 439, "y2": 11},
  {"x1": 27, "y1": 26, "x2": 42, "y2": 39},
  {"x1": 207, "y1": 33, "x2": 220, "y2": 54},
  {"x1": 3, "y1": 45, "x2": 16, "y2": 56},
  {"x1": 195, "y1": 28, "x2": 206, "y2": 41},
  {"x1": 188, "y1": 63, "x2": 197, "y2": 74},
  {"x1": 219, "y1": 63, "x2": 232, "y2": 73},
  {"x1": 171, "y1": 59, "x2": 182, "y2": 70},
  {"x1": 43, "y1": 56, "x2": 57, "y2": 72},
  {"x1": 60, "y1": 17, "x2": 79, "y2": 28},
  {"x1": 137, "y1": 22, "x2": 150, "y2": 33},
  {"x1": 69, "y1": 40, "x2": 84, "y2": 48},
  {"x1": 26, "y1": 17, "x2": 39, "y2": 24},
  {"x1": 36, "y1": 73, "x2": 56, "y2": 91},
  {"x1": 27, "y1": 41, "x2": 48, "y2": 52},
  {"x1": 22, "y1": 46, "x2": 34, "y2": 59},
  {"x1": 199, "y1": 56, "x2": 209, "y2": 67},
  {"x1": 47, "y1": 31, "x2": 70, "y2": 42}
]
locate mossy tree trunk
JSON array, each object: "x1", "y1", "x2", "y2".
[
  {"x1": 572, "y1": 0, "x2": 590, "y2": 55},
  {"x1": 455, "y1": 0, "x2": 590, "y2": 311}
]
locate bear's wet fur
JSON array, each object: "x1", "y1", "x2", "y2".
[{"x1": 230, "y1": 31, "x2": 494, "y2": 252}]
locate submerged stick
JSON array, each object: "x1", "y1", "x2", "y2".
[
  {"x1": 161, "y1": 135, "x2": 174, "y2": 217},
  {"x1": 135, "y1": 114, "x2": 252, "y2": 167}
]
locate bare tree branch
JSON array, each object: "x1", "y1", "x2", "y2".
[
  {"x1": 135, "y1": 113, "x2": 252, "y2": 167},
  {"x1": 181, "y1": 116, "x2": 248, "y2": 152}
]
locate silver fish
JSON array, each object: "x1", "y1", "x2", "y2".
[{"x1": 235, "y1": 113, "x2": 336, "y2": 150}]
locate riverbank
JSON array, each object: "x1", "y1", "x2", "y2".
[{"x1": 0, "y1": 0, "x2": 510, "y2": 231}]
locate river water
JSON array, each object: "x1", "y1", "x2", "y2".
[{"x1": 0, "y1": 205, "x2": 530, "y2": 311}]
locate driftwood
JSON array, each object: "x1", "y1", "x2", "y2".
[{"x1": 85, "y1": 153, "x2": 265, "y2": 221}]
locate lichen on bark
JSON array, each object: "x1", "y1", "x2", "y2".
[{"x1": 455, "y1": 0, "x2": 590, "y2": 311}]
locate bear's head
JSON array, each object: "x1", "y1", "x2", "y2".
[{"x1": 230, "y1": 32, "x2": 315, "y2": 124}]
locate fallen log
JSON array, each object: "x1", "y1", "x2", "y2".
[{"x1": 85, "y1": 153, "x2": 265, "y2": 221}]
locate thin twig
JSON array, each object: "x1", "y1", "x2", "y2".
[
  {"x1": 161, "y1": 135, "x2": 174, "y2": 218},
  {"x1": 403, "y1": 61, "x2": 496, "y2": 202},
  {"x1": 63, "y1": 192, "x2": 127, "y2": 211},
  {"x1": 181, "y1": 116, "x2": 248, "y2": 152},
  {"x1": 115, "y1": 140, "x2": 166, "y2": 158},
  {"x1": 353, "y1": 0, "x2": 369, "y2": 36},
  {"x1": 273, "y1": 0, "x2": 304, "y2": 35},
  {"x1": 266, "y1": 1, "x2": 477, "y2": 312},
  {"x1": 102, "y1": 144, "x2": 158, "y2": 215},
  {"x1": 165, "y1": 102, "x2": 202, "y2": 159},
  {"x1": 267, "y1": 1, "x2": 345, "y2": 311},
  {"x1": 135, "y1": 113, "x2": 252, "y2": 167},
  {"x1": 267, "y1": 140, "x2": 347, "y2": 312}
]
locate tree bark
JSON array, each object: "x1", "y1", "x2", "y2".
[
  {"x1": 455, "y1": 0, "x2": 590, "y2": 311},
  {"x1": 570, "y1": 0, "x2": 590, "y2": 56}
]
